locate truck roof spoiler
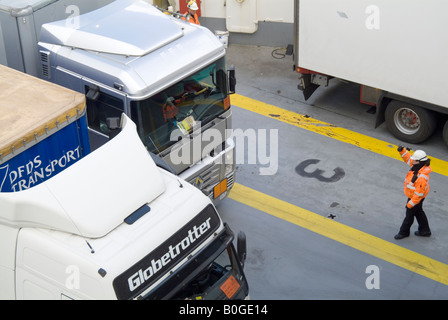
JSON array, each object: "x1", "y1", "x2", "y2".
[
  {"x1": 0, "y1": 115, "x2": 166, "y2": 238},
  {"x1": 39, "y1": 0, "x2": 183, "y2": 56}
]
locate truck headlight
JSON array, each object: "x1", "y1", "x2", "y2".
[{"x1": 224, "y1": 148, "x2": 234, "y2": 176}]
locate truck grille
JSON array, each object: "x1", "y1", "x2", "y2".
[
  {"x1": 186, "y1": 161, "x2": 220, "y2": 193},
  {"x1": 184, "y1": 162, "x2": 235, "y2": 200}
]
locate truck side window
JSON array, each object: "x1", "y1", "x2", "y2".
[{"x1": 85, "y1": 86, "x2": 125, "y2": 134}]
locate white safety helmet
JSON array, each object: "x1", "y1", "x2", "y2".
[
  {"x1": 411, "y1": 150, "x2": 428, "y2": 161},
  {"x1": 187, "y1": 0, "x2": 199, "y2": 11}
]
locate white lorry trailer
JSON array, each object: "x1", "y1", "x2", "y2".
[
  {"x1": 294, "y1": 0, "x2": 448, "y2": 147},
  {"x1": 0, "y1": 67, "x2": 248, "y2": 300},
  {"x1": 0, "y1": 0, "x2": 236, "y2": 203}
]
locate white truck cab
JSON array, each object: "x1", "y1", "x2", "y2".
[{"x1": 0, "y1": 115, "x2": 248, "y2": 300}]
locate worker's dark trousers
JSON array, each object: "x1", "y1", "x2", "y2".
[{"x1": 399, "y1": 198, "x2": 431, "y2": 236}]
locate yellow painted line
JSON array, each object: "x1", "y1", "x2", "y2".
[
  {"x1": 229, "y1": 183, "x2": 448, "y2": 287},
  {"x1": 231, "y1": 94, "x2": 448, "y2": 177}
]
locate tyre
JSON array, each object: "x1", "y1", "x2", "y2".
[
  {"x1": 443, "y1": 120, "x2": 448, "y2": 148},
  {"x1": 385, "y1": 100, "x2": 437, "y2": 144}
]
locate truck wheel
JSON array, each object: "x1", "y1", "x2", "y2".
[
  {"x1": 385, "y1": 100, "x2": 437, "y2": 144},
  {"x1": 443, "y1": 120, "x2": 448, "y2": 148}
]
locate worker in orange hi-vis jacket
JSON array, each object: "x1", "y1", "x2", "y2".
[
  {"x1": 394, "y1": 147, "x2": 432, "y2": 240},
  {"x1": 182, "y1": 1, "x2": 200, "y2": 25}
]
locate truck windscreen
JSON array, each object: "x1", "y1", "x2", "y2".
[{"x1": 130, "y1": 57, "x2": 229, "y2": 154}]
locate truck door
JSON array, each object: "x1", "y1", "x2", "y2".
[{"x1": 82, "y1": 81, "x2": 128, "y2": 151}]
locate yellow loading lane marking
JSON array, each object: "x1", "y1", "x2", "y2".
[
  {"x1": 231, "y1": 94, "x2": 448, "y2": 177},
  {"x1": 229, "y1": 183, "x2": 448, "y2": 287}
]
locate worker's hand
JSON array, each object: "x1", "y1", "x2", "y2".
[{"x1": 397, "y1": 146, "x2": 411, "y2": 152}]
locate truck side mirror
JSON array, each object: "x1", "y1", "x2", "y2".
[
  {"x1": 237, "y1": 231, "x2": 247, "y2": 268},
  {"x1": 228, "y1": 65, "x2": 236, "y2": 94}
]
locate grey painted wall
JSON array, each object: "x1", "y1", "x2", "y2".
[{"x1": 200, "y1": 17, "x2": 294, "y2": 48}]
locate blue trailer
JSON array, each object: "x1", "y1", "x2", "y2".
[{"x1": 0, "y1": 65, "x2": 90, "y2": 192}]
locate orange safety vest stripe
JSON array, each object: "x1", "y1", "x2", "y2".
[
  {"x1": 405, "y1": 171, "x2": 430, "y2": 207},
  {"x1": 399, "y1": 149, "x2": 412, "y2": 166}
]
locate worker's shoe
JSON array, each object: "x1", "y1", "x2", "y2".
[
  {"x1": 414, "y1": 231, "x2": 431, "y2": 237},
  {"x1": 394, "y1": 233, "x2": 409, "y2": 240}
]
